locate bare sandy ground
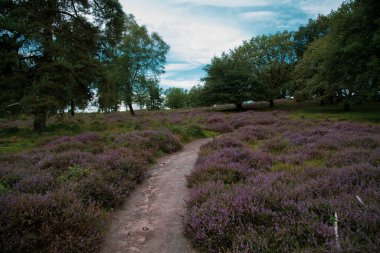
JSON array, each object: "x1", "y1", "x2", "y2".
[{"x1": 100, "y1": 138, "x2": 210, "y2": 253}]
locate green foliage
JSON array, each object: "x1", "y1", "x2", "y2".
[
  {"x1": 188, "y1": 85, "x2": 207, "y2": 108},
  {"x1": 243, "y1": 31, "x2": 297, "y2": 105},
  {"x1": 293, "y1": 0, "x2": 380, "y2": 110},
  {"x1": 200, "y1": 31, "x2": 296, "y2": 108},
  {"x1": 0, "y1": 0, "x2": 125, "y2": 130},
  {"x1": 58, "y1": 166, "x2": 91, "y2": 182},
  {"x1": 133, "y1": 78, "x2": 164, "y2": 110},
  {"x1": 165, "y1": 87, "x2": 189, "y2": 109},
  {"x1": 293, "y1": 15, "x2": 331, "y2": 59},
  {"x1": 105, "y1": 15, "x2": 169, "y2": 115},
  {"x1": 202, "y1": 48, "x2": 256, "y2": 109},
  {"x1": 0, "y1": 182, "x2": 9, "y2": 194}
]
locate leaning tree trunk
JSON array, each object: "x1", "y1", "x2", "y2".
[
  {"x1": 269, "y1": 99, "x2": 274, "y2": 107},
  {"x1": 128, "y1": 103, "x2": 135, "y2": 116},
  {"x1": 70, "y1": 99, "x2": 75, "y2": 116},
  {"x1": 33, "y1": 110, "x2": 47, "y2": 132}
]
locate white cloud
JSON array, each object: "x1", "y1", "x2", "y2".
[
  {"x1": 165, "y1": 63, "x2": 198, "y2": 72},
  {"x1": 120, "y1": 0, "x2": 344, "y2": 89},
  {"x1": 121, "y1": 0, "x2": 250, "y2": 65},
  {"x1": 299, "y1": 0, "x2": 343, "y2": 16},
  {"x1": 166, "y1": 0, "x2": 290, "y2": 8},
  {"x1": 240, "y1": 11, "x2": 278, "y2": 21},
  {"x1": 161, "y1": 78, "x2": 200, "y2": 89}
]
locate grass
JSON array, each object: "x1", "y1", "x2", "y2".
[
  {"x1": 283, "y1": 101, "x2": 380, "y2": 123},
  {"x1": 0, "y1": 110, "x2": 214, "y2": 155},
  {"x1": 1, "y1": 101, "x2": 379, "y2": 155}
]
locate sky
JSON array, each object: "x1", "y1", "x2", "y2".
[{"x1": 119, "y1": 0, "x2": 344, "y2": 90}]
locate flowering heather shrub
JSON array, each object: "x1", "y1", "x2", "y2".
[
  {"x1": 13, "y1": 173, "x2": 55, "y2": 194},
  {"x1": 41, "y1": 132, "x2": 105, "y2": 154},
  {"x1": 0, "y1": 127, "x2": 183, "y2": 252},
  {"x1": 35, "y1": 151, "x2": 97, "y2": 176},
  {"x1": 186, "y1": 181, "x2": 225, "y2": 208},
  {"x1": 186, "y1": 114, "x2": 380, "y2": 252},
  {"x1": 187, "y1": 145, "x2": 271, "y2": 186},
  {"x1": 261, "y1": 137, "x2": 289, "y2": 154},
  {"x1": 205, "y1": 121, "x2": 234, "y2": 133},
  {"x1": 76, "y1": 171, "x2": 128, "y2": 209},
  {"x1": 326, "y1": 148, "x2": 371, "y2": 167},
  {"x1": 141, "y1": 130, "x2": 182, "y2": 153},
  {"x1": 235, "y1": 125, "x2": 277, "y2": 142},
  {"x1": 203, "y1": 114, "x2": 235, "y2": 133},
  {"x1": 109, "y1": 130, "x2": 182, "y2": 154},
  {"x1": 274, "y1": 148, "x2": 316, "y2": 165},
  {"x1": 0, "y1": 190, "x2": 105, "y2": 253},
  {"x1": 74, "y1": 132, "x2": 102, "y2": 143},
  {"x1": 230, "y1": 112, "x2": 256, "y2": 129},
  {"x1": 199, "y1": 136, "x2": 243, "y2": 156}
]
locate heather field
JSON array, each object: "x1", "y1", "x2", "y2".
[
  {"x1": 184, "y1": 110, "x2": 380, "y2": 252},
  {"x1": 0, "y1": 104, "x2": 380, "y2": 252},
  {"x1": 0, "y1": 109, "x2": 218, "y2": 253}
]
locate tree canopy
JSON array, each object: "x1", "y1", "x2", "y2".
[
  {"x1": 1, "y1": 1, "x2": 169, "y2": 130},
  {"x1": 103, "y1": 14, "x2": 169, "y2": 116},
  {"x1": 201, "y1": 31, "x2": 295, "y2": 108},
  {"x1": 1, "y1": 0, "x2": 125, "y2": 130},
  {"x1": 193, "y1": 0, "x2": 380, "y2": 111},
  {"x1": 164, "y1": 87, "x2": 189, "y2": 109},
  {"x1": 293, "y1": 0, "x2": 380, "y2": 110}
]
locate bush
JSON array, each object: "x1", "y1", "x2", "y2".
[
  {"x1": 0, "y1": 191, "x2": 105, "y2": 253},
  {"x1": 185, "y1": 113, "x2": 380, "y2": 252},
  {"x1": 0, "y1": 127, "x2": 184, "y2": 252}
]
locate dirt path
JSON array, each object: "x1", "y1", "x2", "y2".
[{"x1": 100, "y1": 138, "x2": 210, "y2": 253}]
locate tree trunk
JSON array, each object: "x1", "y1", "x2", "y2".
[
  {"x1": 128, "y1": 103, "x2": 135, "y2": 116},
  {"x1": 33, "y1": 111, "x2": 47, "y2": 132},
  {"x1": 269, "y1": 99, "x2": 274, "y2": 107},
  {"x1": 344, "y1": 102, "x2": 350, "y2": 111},
  {"x1": 236, "y1": 102, "x2": 243, "y2": 111},
  {"x1": 329, "y1": 96, "x2": 334, "y2": 105},
  {"x1": 70, "y1": 99, "x2": 75, "y2": 116},
  {"x1": 320, "y1": 99, "x2": 325, "y2": 106}
]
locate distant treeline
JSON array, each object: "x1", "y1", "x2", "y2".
[
  {"x1": 187, "y1": 0, "x2": 379, "y2": 111},
  {"x1": 1, "y1": 0, "x2": 379, "y2": 131},
  {"x1": 1, "y1": 0, "x2": 169, "y2": 131}
]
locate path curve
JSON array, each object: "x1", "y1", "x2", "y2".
[{"x1": 100, "y1": 138, "x2": 210, "y2": 253}]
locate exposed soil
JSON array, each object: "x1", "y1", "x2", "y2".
[{"x1": 100, "y1": 138, "x2": 210, "y2": 253}]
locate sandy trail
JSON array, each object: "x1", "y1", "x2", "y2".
[{"x1": 100, "y1": 138, "x2": 210, "y2": 253}]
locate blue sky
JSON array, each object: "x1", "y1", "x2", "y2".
[{"x1": 119, "y1": 0, "x2": 344, "y2": 90}]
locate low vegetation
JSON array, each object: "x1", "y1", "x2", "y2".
[
  {"x1": 0, "y1": 102, "x2": 379, "y2": 252},
  {"x1": 184, "y1": 110, "x2": 380, "y2": 252},
  {"x1": 0, "y1": 109, "x2": 221, "y2": 253}
]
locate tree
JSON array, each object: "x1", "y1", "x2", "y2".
[
  {"x1": 131, "y1": 77, "x2": 163, "y2": 110},
  {"x1": 146, "y1": 79, "x2": 164, "y2": 110},
  {"x1": 110, "y1": 15, "x2": 169, "y2": 116},
  {"x1": 293, "y1": 15, "x2": 331, "y2": 59},
  {"x1": 202, "y1": 47, "x2": 256, "y2": 110},
  {"x1": 0, "y1": 0, "x2": 125, "y2": 131},
  {"x1": 0, "y1": 30, "x2": 29, "y2": 117},
  {"x1": 188, "y1": 84, "x2": 206, "y2": 108},
  {"x1": 293, "y1": 35, "x2": 336, "y2": 103},
  {"x1": 134, "y1": 77, "x2": 150, "y2": 110},
  {"x1": 97, "y1": 71, "x2": 121, "y2": 113},
  {"x1": 243, "y1": 31, "x2": 297, "y2": 106},
  {"x1": 164, "y1": 87, "x2": 189, "y2": 109},
  {"x1": 293, "y1": 0, "x2": 380, "y2": 110}
]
